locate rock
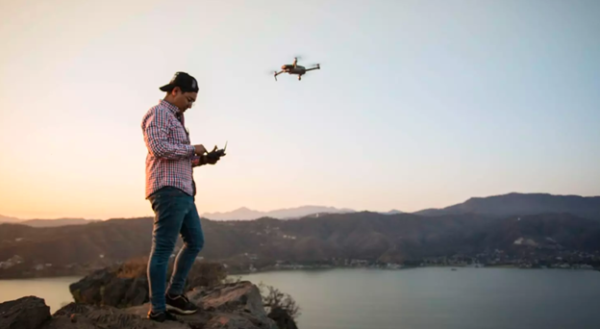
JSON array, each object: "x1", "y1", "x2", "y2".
[
  {"x1": 125, "y1": 276, "x2": 151, "y2": 306},
  {"x1": 69, "y1": 267, "x2": 149, "y2": 308},
  {"x1": 69, "y1": 268, "x2": 113, "y2": 305},
  {"x1": 203, "y1": 313, "x2": 265, "y2": 329},
  {"x1": 126, "y1": 281, "x2": 278, "y2": 329},
  {"x1": 187, "y1": 281, "x2": 278, "y2": 329},
  {"x1": 189, "y1": 282, "x2": 264, "y2": 314},
  {"x1": 0, "y1": 281, "x2": 283, "y2": 329},
  {"x1": 69, "y1": 259, "x2": 226, "y2": 309},
  {"x1": 125, "y1": 304, "x2": 213, "y2": 329},
  {"x1": 2, "y1": 271, "x2": 290, "y2": 329},
  {"x1": 41, "y1": 303, "x2": 189, "y2": 329},
  {"x1": 0, "y1": 296, "x2": 51, "y2": 329},
  {"x1": 268, "y1": 307, "x2": 298, "y2": 329},
  {"x1": 101, "y1": 277, "x2": 131, "y2": 306}
]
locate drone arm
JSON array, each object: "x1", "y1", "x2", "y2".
[
  {"x1": 305, "y1": 67, "x2": 319, "y2": 72},
  {"x1": 274, "y1": 70, "x2": 283, "y2": 81}
]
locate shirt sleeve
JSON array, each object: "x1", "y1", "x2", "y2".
[
  {"x1": 143, "y1": 108, "x2": 195, "y2": 159},
  {"x1": 191, "y1": 155, "x2": 203, "y2": 167}
]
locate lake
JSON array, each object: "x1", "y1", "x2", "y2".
[
  {"x1": 0, "y1": 276, "x2": 81, "y2": 313},
  {"x1": 1, "y1": 268, "x2": 599, "y2": 329}
]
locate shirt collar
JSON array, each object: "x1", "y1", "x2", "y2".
[{"x1": 159, "y1": 99, "x2": 181, "y2": 117}]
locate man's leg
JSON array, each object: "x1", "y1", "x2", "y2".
[
  {"x1": 165, "y1": 202, "x2": 204, "y2": 314},
  {"x1": 146, "y1": 187, "x2": 190, "y2": 314}
]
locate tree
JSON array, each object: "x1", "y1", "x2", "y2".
[{"x1": 257, "y1": 282, "x2": 301, "y2": 320}]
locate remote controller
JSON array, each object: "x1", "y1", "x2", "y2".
[{"x1": 206, "y1": 141, "x2": 227, "y2": 161}]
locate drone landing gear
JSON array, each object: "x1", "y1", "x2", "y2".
[{"x1": 298, "y1": 75, "x2": 302, "y2": 81}]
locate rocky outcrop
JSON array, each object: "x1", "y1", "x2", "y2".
[
  {"x1": 188, "y1": 282, "x2": 266, "y2": 316},
  {"x1": 1, "y1": 281, "x2": 282, "y2": 329},
  {"x1": 0, "y1": 296, "x2": 51, "y2": 329},
  {"x1": 125, "y1": 281, "x2": 278, "y2": 329},
  {"x1": 69, "y1": 260, "x2": 227, "y2": 308},
  {"x1": 69, "y1": 267, "x2": 149, "y2": 308},
  {"x1": 2, "y1": 258, "x2": 297, "y2": 329},
  {"x1": 39, "y1": 302, "x2": 189, "y2": 329}
]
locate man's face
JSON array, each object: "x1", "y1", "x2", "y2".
[{"x1": 171, "y1": 88, "x2": 197, "y2": 112}]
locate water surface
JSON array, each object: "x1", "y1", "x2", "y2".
[
  {"x1": 239, "y1": 267, "x2": 600, "y2": 329},
  {"x1": 1, "y1": 268, "x2": 599, "y2": 329},
  {"x1": 0, "y1": 276, "x2": 81, "y2": 314}
]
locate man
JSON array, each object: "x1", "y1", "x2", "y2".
[{"x1": 141, "y1": 71, "x2": 219, "y2": 322}]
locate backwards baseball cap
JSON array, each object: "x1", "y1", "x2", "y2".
[{"x1": 159, "y1": 71, "x2": 199, "y2": 93}]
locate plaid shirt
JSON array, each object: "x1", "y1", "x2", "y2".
[{"x1": 141, "y1": 100, "x2": 202, "y2": 199}]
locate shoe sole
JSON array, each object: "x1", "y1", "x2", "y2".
[{"x1": 166, "y1": 304, "x2": 198, "y2": 315}]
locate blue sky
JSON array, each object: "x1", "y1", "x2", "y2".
[{"x1": 0, "y1": 0, "x2": 598, "y2": 219}]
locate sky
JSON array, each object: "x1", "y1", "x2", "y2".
[{"x1": 1, "y1": 0, "x2": 599, "y2": 220}]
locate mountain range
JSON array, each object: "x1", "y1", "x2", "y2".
[
  {"x1": 1, "y1": 211, "x2": 599, "y2": 279},
  {"x1": 0, "y1": 206, "x2": 388, "y2": 226},
  {"x1": 3, "y1": 191, "x2": 598, "y2": 224},
  {"x1": 1, "y1": 192, "x2": 600, "y2": 279},
  {"x1": 199, "y1": 205, "x2": 357, "y2": 220},
  {"x1": 201, "y1": 192, "x2": 600, "y2": 221},
  {"x1": 0, "y1": 216, "x2": 99, "y2": 227},
  {"x1": 415, "y1": 192, "x2": 600, "y2": 219}
]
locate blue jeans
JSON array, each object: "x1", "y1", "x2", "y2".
[{"x1": 146, "y1": 186, "x2": 204, "y2": 312}]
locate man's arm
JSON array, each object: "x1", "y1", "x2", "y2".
[
  {"x1": 143, "y1": 108, "x2": 195, "y2": 159},
  {"x1": 192, "y1": 154, "x2": 220, "y2": 167}
]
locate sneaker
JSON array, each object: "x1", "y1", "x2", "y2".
[
  {"x1": 147, "y1": 310, "x2": 178, "y2": 322},
  {"x1": 165, "y1": 293, "x2": 199, "y2": 315}
]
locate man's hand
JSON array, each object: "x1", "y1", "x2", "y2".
[
  {"x1": 205, "y1": 146, "x2": 220, "y2": 165},
  {"x1": 194, "y1": 144, "x2": 207, "y2": 155},
  {"x1": 205, "y1": 155, "x2": 219, "y2": 165}
]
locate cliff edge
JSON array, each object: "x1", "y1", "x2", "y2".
[{"x1": 0, "y1": 261, "x2": 298, "y2": 329}]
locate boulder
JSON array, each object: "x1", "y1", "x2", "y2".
[
  {"x1": 69, "y1": 266, "x2": 150, "y2": 308},
  {"x1": 188, "y1": 281, "x2": 266, "y2": 316},
  {"x1": 0, "y1": 296, "x2": 51, "y2": 329},
  {"x1": 40, "y1": 303, "x2": 188, "y2": 329},
  {"x1": 203, "y1": 313, "x2": 267, "y2": 329},
  {"x1": 69, "y1": 259, "x2": 226, "y2": 309},
  {"x1": 124, "y1": 276, "x2": 151, "y2": 306},
  {"x1": 69, "y1": 268, "x2": 128, "y2": 307},
  {"x1": 191, "y1": 281, "x2": 277, "y2": 329},
  {"x1": 126, "y1": 281, "x2": 278, "y2": 329}
]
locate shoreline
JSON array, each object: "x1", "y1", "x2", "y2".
[
  {"x1": 227, "y1": 263, "x2": 600, "y2": 277},
  {"x1": 1, "y1": 264, "x2": 599, "y2": 281}
]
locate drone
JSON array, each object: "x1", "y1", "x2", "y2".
[{"x1": 273, "y1": 57, "x2": 321, "y2": 81}]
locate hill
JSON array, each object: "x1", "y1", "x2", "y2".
[
  {"x1": 0, "y1": 215, "x2": 21, "y2": 224},
  {"x1": 200, "y1": 192, "x2": 600, "y2": 220},
  {"x1": 2, "y1": 211, "x2": 599, "y2": 278},
  {"x1": 201, "y1": 205, "x2": 356, "y2": 220},
  {"x1": 0, "y1": 215, "x2": 98, "y2": 227},
  {"x1": 414, "y1": 192, "x2": 600, "y2": 220},
  {"x1": 20, "y1": 218, "x2": 100, "y2": 227}
]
